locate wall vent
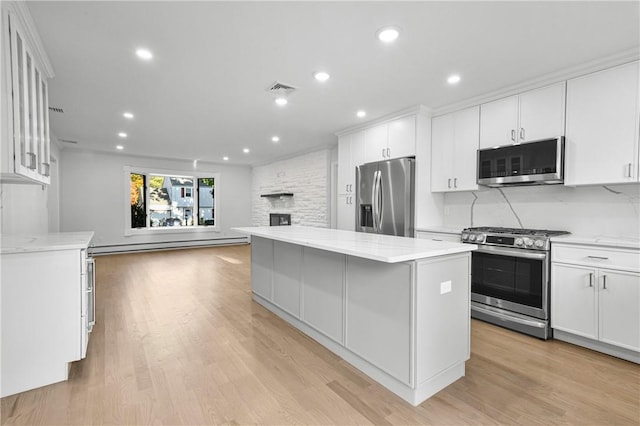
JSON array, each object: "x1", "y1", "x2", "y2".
[
  {"x1": 49, "y1": 106, "x2": 64, "y2": 113},
  {"x1": 265, "y1": 81, "x2": 297, "y2": 95}
]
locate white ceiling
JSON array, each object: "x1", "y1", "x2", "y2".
[{"x1": 28, "y1": 1, "x2": 639, "y2": 166}]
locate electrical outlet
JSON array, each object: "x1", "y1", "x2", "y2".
[
  {"x1": 444, "y1": 206, "x2": 452, "y2": 216},
  {"x1": 440, "y1": 280, "x2": 452, "y2": 294}
]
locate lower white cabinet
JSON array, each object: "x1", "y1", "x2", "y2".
[
  {"x1": 415, "y1": 230, "x2": 461, "y2": 243},
  {"x1": 1, "y1": 233, "x2": 94, "y2": 397},
  {"x1": 346, "y1": 258, "x2": 412, "y2": 384},
  {"x1": 551, "y1": 242, "x2": 640, "y2": 362}
]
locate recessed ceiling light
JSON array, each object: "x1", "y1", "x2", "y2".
[
  {"x1": 136, "y1": 48, "x2": 153, "y2": 60},
  {"x1": 123, "y1": 112, "x2": 134, "y2": 119},
  {"x1": 223, "y1": 156, "x2": 229, "y2": 161},
  {"x1": 243, "y1": 148, "x2": 250, "y2": 154},
  {"x1": 314, "y1": 71, "x2": 330, "y2": 82},
  {"x1": 357, "y1": 110, "x2": 367, "y2": 118},
  {"x1": 275, "y1": 97, "x2": 288, "y2": 106},
  {"x1": 447, "y1": 74, "x2": 461, "y2": 85},
  {"x1": 272, "y1": 136, "x2": 280, "y2": 142},
  {"x1": 376, "y1": 26, "x2": 400, "y2": 42},
  {"x1": 116, "y1": 145, "x2": 124, "y2": 150},
  {"x1": 118, "y1": 132, "x2": 127, "y2": 138}
]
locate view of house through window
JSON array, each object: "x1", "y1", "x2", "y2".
[{"x1": 129, "y1": 172, "x2": 215, "y2": 228}]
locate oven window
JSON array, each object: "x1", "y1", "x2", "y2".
[{"x1": 471, "y1": 251, "x2": 544, "y2": 308}]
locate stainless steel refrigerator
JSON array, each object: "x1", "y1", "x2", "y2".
[{"x1": 356, "y1": 157, "x2": 415, "y2": 237}]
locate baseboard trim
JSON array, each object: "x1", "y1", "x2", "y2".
[{"x1": 90, "y1": 237, "x2": 249, "y2": 255}]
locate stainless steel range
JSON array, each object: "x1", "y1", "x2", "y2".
[{"x1": 461, "y1": 227, "x2": 570, "y2": 339}]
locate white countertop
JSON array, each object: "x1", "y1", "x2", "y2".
[
  {"x1": 551, "y1": 234, "x2": 640, "y2": 250},
  {"x1": 232, "y1": 226, "x2": 475, "y2": 263},
  {"x1": 415, "y1": 226, "x2": 462, "y2": 235},
  {"x1": 1, "y1": 232, "x2": 95, "y2": 254}
]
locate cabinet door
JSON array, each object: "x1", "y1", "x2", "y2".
[
  {"x1": 350, "y1": 130, "x2": 365, "y2": 171},
  {"x1": 551, "y1": 264, "x2": 597, "y2": 339},
  {"x1": 387, "y1": 115, "x2": 415, "y2": 159},
  {"x1": 565, "y1": 61, "x2": 639, "y2": 185},
  {"x1": 451, "y1": 106, "x2": 480, "y2": 191},
  {"x1": 336, "y1": 194, "x2": 355, "y2": 231},
  {"x1": 337, "y1": 134, "x2": 353, "y2": 195},
  {"x1": 302, "y1": 247, "x2": 345, "y2": 343},
  {"x1": 518, "y1": 82, "x2": 566, "y2": 143},
  {"x1": 479, "y1": 95, "x2": 518, "y2": 148},
  {"x1": 430, "y1": 113, "x2": 455, "y2": 192},
  {"x1": 273, "y1": 241, "x2": 302, "y2": 317},
  {"x1": 598, "y1": 269, "x2": 640, "y2": 351},
  {"x1": 251, "y1": 237, "x2": 273, "y2": 300},
  {"x1": 364, "y1": 123, "x2": 389, "y2": 163},
  {"x1": 346, "y1": 257, "x2": 412, "y2": 385}
]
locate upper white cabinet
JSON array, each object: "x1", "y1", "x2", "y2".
[
  {"x1": 479, "y1": 82, "x2": 566, "y2": 148},
  {"x1": 431, "y1": 106, "x2": 480, "y2": 192},
  {"x1": 1, "y1": 3, "x2": 54, "y2": 185},
  {"x1": 364, "y1": 115, "x2": 416, "y2": 163},
  {"x1": 564, "y1": 61, "x2": 640, "y2": 186}
]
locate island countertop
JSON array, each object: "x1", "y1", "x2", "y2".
[
  {"x1": 1, "y1": 232, "x2": 95, "y2": 254},
  {"x1": 232, "y1": 226, "x2": 476, "y2": 263}
]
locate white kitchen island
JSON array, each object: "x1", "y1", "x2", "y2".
[{"x1": 232, "y1": 226, "x2": 476, "y2": 406}]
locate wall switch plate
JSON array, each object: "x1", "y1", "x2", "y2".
[{"x1": 440, "y1": 280, "x2": 452, "y2": 294}]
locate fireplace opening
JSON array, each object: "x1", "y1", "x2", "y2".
[{"x1": 270, "y1": 213, "x2": 291, "y2": 226}]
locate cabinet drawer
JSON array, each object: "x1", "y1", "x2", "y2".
[
  {"x1": 552, "y1": 244, "x2": 640, "y2": 272},
  {"x1": 416, "y1": 231, "x2": 461, "y2": 243}
]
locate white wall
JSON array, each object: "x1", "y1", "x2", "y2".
[
  {"x1": 1, "y1": 142, "x2": 61, "y2": 235},
  {"x1": 60, "y1": 149, "x2": 252, "y2": 250},
  {"x1": 442, "y1": 183, "x2": 640, "y2": 238},
  {"x1": 252, "y1": 149, "x2": 330, "y2": 227}
]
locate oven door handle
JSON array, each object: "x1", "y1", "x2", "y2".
[{"x1": 475, "y1": 245, "x2": 548, "y2": 260}]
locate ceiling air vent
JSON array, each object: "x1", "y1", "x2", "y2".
[
  {"x1": 265, "y1": 81, "x2": 297, "y2": 95},
  {"x1": 49, "y1": 106, "x2": 64, "y2": 114}
]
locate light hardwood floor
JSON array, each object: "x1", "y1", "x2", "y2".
[{"x1": 2, "y1": 245, "x2": 639, "y2": 425}]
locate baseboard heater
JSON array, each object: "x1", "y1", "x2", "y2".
[{"x1": 90, "y1": 236, "x2": 249, "y2": 255}]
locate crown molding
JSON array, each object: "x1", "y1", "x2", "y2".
[
  {"x1": 432, "y1": 48, "x2": 639, "y2": 117},
  {"x1": 335, "y1": 105, "x2": 432, "y2": 137}
]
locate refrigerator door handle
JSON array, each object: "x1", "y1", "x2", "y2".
[
  {"x1": 371, "y1": 170, "x2": 379, "y2": 232},
  {"x1": 376, "y1": 171, "x2": 383, "y2": 231}
]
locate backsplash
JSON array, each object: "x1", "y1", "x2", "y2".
[
  {"x1": 251, "y1": 149, "x2": 330, "y2": 227},
  {"x1": 443, "y1": 183, "x2": 640, "y2": 238}
]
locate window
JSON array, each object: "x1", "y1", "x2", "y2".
[{"x1": 127, "y1": 169, "x2": 217, "y2": 232}]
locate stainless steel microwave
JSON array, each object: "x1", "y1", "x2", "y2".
[{"x1": 477, "y1": 137, "x2": 564, "y2": 187}]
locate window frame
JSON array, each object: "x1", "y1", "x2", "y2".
[{"x1": 124, "y1": 166, "x2": 220, "y2": 236}]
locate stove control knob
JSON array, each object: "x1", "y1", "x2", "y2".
[
  {"x1": 524, "y1": 238, "x2": 533, "y2": 247},
  {"x1": 461, "y1": 233, "x2": 468, "y2": 241},
  {"x1": 469, "y1": 234, "x2": 476, "y2": 242},
  {"x1": 515, "y1": 238, "x2": 524, "y2": 247},
  {"x1": 476, "y1": 234, "x2": 485, "y2": 243},
  {"x1": 534, "y1": 240, "x2": 545, "y2": 249}
]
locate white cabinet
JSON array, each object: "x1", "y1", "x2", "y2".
[
  {"x1": 551, "y1": 242, "x2": 640, "y2": 361},
  {"x1": 1, "y1": 3, "x2": 54, "y2": 185},
  {"x1": 1, "y1": 232, "x2": 94, "y2": 397},
  {"x1": 479, "y1": 82, "x2": 565, "y2": 148},
  {"x1": 272, "y1": 241, "x2": 302, "y2": 317},
  {"x1": 346, "y1": 258, "x2": 412, "y2": 384},
  {"x1": 564, "y1": 61, "x2": 640, "y2": 185},
  {"x1": 364, "y1": 115, "x2": 416, "y2": 163},
  {"x1": 337, "y1": 131, "x2": 364, "y2": 231},
  {"x1": 431, "y1": 106, "x2": 480, "y2": 192}
]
